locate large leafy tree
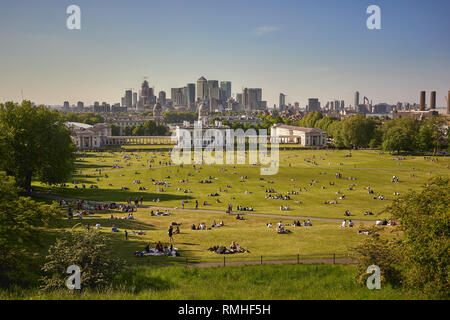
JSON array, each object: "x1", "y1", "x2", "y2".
[
  {"x1": 341, "y1": 115, "x2": 376, "y2": 148},
  {"x1": 382, "y1": 117, "x2": 420, "y2": 154},
  {"x1": 0, "y1": 101, "x2": 76, "y2": 191},
  {"x1": 388, "y1": 177, "x2": 449, "y2": 298},
  {"x1": 0, "y1": 173, "x2": 60, "y2": 287}
]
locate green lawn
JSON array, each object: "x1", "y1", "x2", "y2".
[
  {"x1": 33, "y1": 149, "x2": 450, "y2": 221},
  {"x1": 0, "y1": 264, "x2": 419, "y2": 300},
  {"x1": 51, "y1": 208, "x2": 390, "y2": 265}
]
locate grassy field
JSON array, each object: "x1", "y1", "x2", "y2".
[
  {"x1": 11, "y1": 149, "x2": 446, "y2": 300},
  {"x1": 47, "y1": 208, "x2": 395, "y2": 265},
  {"x1": 0, "y1": 264, "x2": 419, "y2": 300},
  {"x1": 33, "y1": 149, "x2": 450, "y2": 221}
]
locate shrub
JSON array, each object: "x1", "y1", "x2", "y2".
[{"x1": 41, "y1": 230, "x2": 125, "y2": 290}]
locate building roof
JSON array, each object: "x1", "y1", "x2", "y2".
[{"x1": 272, "y1": 124, "x2": 325, "y2": 134}]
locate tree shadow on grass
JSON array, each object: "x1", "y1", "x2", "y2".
[
  {"x1": 55, "y1": 217, "x2": 156, "y2": 231},
  {"x1": 32, "y1": 186, "x2": 194, "y2": 203}
]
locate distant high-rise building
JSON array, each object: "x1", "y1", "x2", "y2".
[
  {"x1": 430, "y1": 91, "x2": 436, "y2": 109},
  {"x1": 307, "y1": 98, "x2": 321, "y2": 111},
  {"x1": 197, "y1": 77, "x2": 208, "y2": 101},
  {"x1": 279, "y1": 93, "x2": 286, "y2": 110},
  {"x1": 171, "y1": 87, "x2": 186, "y2": 106},
  {"x1": 141, "y1": 80, "x2": 150, "y2": 106},
  {"x1": 420, "y1": 91, "x2": 426, "y2": 111},
  {"x1": 125, "y1": 90, "x2": 133, "y2": 108},
  {"x1": 447, "y1": 91, "x2": 450, "y2": 115},
  {"x1": 220, "y1": 81, "x2": 232, "y2": 100},
  {"x1": 158, "y1": 91, "x2": 166, "y2": 107},
  {"x1": 132, "y1": 92, "x2": 137, "y2": 108},
  {"x1": 77, "y1": 101, "x2": 84, "y2": 109},
  {"x1": 186, "y1": 83, "x2": 196, "y2": 108},
  {"x1": 340, "y1": 100, "x2": 345, "y2": 109},
  {"x1": 63, "y1": 101, "x2": 70, "y2": 109},
  {"x1": 354, "y1": 91, "x2": 360, "y2": 109},
  {"x1": 207, "y1": 80, "x2": 219, "y2": 101},
  {"x1": 236, "y1": 93, "x2": 243, "y2": 106}
]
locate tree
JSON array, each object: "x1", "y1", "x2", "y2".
[
  {"x1": 41, "y1": 230, "x2": 125, "y2": 290},
  {"x1": 0, "y1": 173, "x2": 60, "y2": 287},
  {"x1": 382, "y1": 118, "x2": 419, "y2": 154},
  {"x1": 341, "y1": 115, "x2": 376, "y2": 148},
  {"x1": 388, "y1": 177, "x2": 449, "y2": 298},
  {"x1": 353, "y1": 177, "x2": 449, "y2": 299},
  {"x1": 0, "y1": 101, "x2": 76, "y2": 191}
]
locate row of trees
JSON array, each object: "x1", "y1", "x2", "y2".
[
  {"x1": 111, "y1": 120, "x2": 168, "y2": 137},
  {"x1": 62, "y1": 112, "x2": 105, "y2": 125},
  {"x1": 291, "y1": 111, "x2": 448, "y2": 154}
]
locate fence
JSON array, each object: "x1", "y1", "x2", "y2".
[{"x1": 131, "y1": 253, "x2": 354, "y2": 268}]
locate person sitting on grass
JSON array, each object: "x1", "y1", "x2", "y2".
[
  {"x1": 111, "y1": 225, "x2": 119, "y2": 232},
  {"x1": 155, "y1": 241, "x2": 163, "y2": 252}
]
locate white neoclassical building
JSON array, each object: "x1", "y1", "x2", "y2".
[{"x1": 270, "y1": 124, "x2": 327, "y2": 147}]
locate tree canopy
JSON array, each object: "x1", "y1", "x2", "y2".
[{"x1": 0, "y1": 101, "x2": 76, "y2": 191}]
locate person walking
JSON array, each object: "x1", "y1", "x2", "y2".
[
  {"x1": 125, "y1": 230, "x2": 128, "y2": 240},
  {"x1": 195, "y1": 200, "x2": 198, "y2": 209},
  {"x1": 168, "y1": 225, "x2": 174, "y2": 244}
]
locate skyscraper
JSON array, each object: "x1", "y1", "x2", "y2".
[
  {"x1": 186, "y1": 83, "x2": 196, "y2": 108},
  {"x1": 197, "y1": 77, "x2": 208, "y2": 101},
  {"x1": 307, "y1": 98, "x2": 321, "y2": 111},
  {"x1": 279, "y1": 93, "x2": 286, "y2": 110},
  {"x1": 220, "y1": 81, "x2": 232, "y2": 100},
  {"x1": 125, "y1": 90, "x2": 132, "y2": 108},
  {"x1": 141, "y1": 80, "x2": 150, "y2": 106},
  {"x1": 430, "y1": 91, "x2": 436, "y2": 109},
  {"x1": 158, "y1": 91, "x2": 166, "y2": 107},
  {"x1": 447, "y1": 91, "x2": 450, "y2": 115},
  {"x1": 354, "y1": 91, "x2": 360, "y2": 109},
  {"x1": 132, "y1": 92, "x2": 137, "y2": 108},
  {"x1": 420, "y1": 91, "x2": 426, "y2": 111}
]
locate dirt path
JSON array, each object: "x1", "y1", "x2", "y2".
[{"x1": 32, "y1": 193, "x2": 375, "y2": 223}]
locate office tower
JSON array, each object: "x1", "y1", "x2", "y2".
[
  {"x1": 279, "y1": 93, "x2": 286, "y2": 110},
  {"x1": 171, "y1": 87, "x2": 186, "y2": 106},
  {"x1": 220, "y1": 81, "x2": 232, "y2": 100},
  {"x1": 186, "y1": 83, "x2": 195, "y2": 108},
  {"x1": 121, "y1": 97, "x2": 126, "y2": 107},
  {"x1": 307, "y1": 98, "x2": 321, "y2": 111},
  {"x1": 340, "y1": 100, "x2": 345, "y2": 109},
  {"x1": 158, "y1": 91, "x2": 166, "y2": 107},
  {"x1": 242, "y1": 88, "x2": 249, "y2": 110},
  {"x1": 94, "y1": 101, "x2": 100, "y2": 108},
  {"x1": 447, "y1": 91, "x2": 450, "y2": 115},
  {"x1": 125, "y1": 90, "x2": 133, "y2": 108},
  {"x1": 236, "y1": 93, "x2": 243, "y2": 106},
  {"x1": 420, "y1": 91, "x2": 426, "y2": 111},
  {"x1": 141, "y1": 80, "x2": 150, "y2": 106},
  {"x1": 430, "y1": 91, "x2": 436, "y2": 109},
  {"x1": 132, "y1": 92, "x2": 137, "y2": 108},
  {"x1": 197, "y1": 77, "x2": 208, "y2": 100},
  {"x1": 63, "y1": 101, "x2": 70, "y2": 109},
  {"x1": 207, "y1": 80, "x2": 219, "y2": 100},
  {"x1": 354, "y1": 91, "x2": 360, "y2": 109},
  {"x1": 77, "y1": 101, "x2": 84, "y2": 108}
]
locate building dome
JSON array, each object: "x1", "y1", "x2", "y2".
[
  {"x1": 153, "y1": 102, "x2": 162, "y2": 117},
  {"x1": 198, "y1": 102, "x2": 209, "y2": 121}
]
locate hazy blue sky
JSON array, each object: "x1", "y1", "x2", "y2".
[{"x1": 1, "y1": 0, "x2": 449, "y2": 107}]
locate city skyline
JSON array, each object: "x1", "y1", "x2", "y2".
[{"x1": 1, "y1": 0, "x2": 450, "y2": 107}]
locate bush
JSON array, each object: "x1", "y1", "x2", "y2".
[
  {"x1": 352, "y1": 226, "x2": 403, "y2": 287},
  {"x1": 41, "y1": 230, "x2": 125, "y2": 290}
]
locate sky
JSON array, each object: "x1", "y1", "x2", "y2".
[{"x1": 1, "y1": 0, "x2": 449, "y2": 108}]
